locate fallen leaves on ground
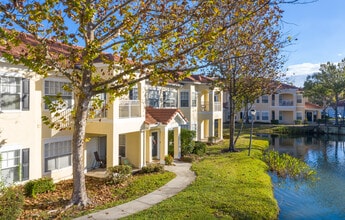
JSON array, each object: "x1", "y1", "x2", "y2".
[{"x1": 19, "y1": 176, "x2": 127, "y2": 219}]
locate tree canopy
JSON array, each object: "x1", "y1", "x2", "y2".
[
  {"x1": 205, "y1": 1, "x2": 286, "y2": 151},
  {"x1": 304, "y1": 59, "x2": 345, "y2": 124},
  {"x1": 0, "y1": 0, "x2": 291, "y2": 207}
]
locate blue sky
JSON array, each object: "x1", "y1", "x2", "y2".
[{"x1": 281, "y1": 0, "x2": 345, "y2": 86}]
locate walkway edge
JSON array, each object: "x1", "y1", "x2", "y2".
[{"x1": 74, "y1": 161, "x2": 196, "y2": 220}]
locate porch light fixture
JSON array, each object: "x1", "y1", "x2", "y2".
[{"x1": 248, "y1": 109, "x2": 256, "y2": 156}]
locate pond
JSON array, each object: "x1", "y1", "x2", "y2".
[{"x1": 269, "y1": 135, "x2": 345, "y2": 219}]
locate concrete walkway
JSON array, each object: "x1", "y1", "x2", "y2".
[{"x1": 75, "y1": 161, "x2": 196, "y2": 220}]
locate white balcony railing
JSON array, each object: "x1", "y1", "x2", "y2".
[
  {"x1": 279, "y1": 100, "x2": 294, "y2": 106},
  {"x1": 119, "y1": 100, "x2": 141, "y2": 118},
  {"x1": 214, "y1": 102, "x2": 221, "y2": 112},
  {"x1": 51, "y1": 107, "x2": 73, "y2": 129}
]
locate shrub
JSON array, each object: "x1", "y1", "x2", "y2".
[
  {"x1": 0, "y1": 186, "x2": 24, "y2": 220},
  {"x1": 24, "y1": 177, "x2": 55, "y2": 197},
  {"x1": 140, "y1": 163, "x2": 164, "y2": 174},
  {"x1": 106, "y1": 165, "x2": 132, "y2": 185},
  {"x1": 168, "y1": 130, "x2": 174, "y2": 156},
  {"x1": 181, "y1": 129, "x2": 196, "y2": 156},
  {"x1": 193, "y1": 141, "x2": 206, "y2": 155},
  {"x1": 165, "y1": 155, "x2": 174, "y2": 165}
]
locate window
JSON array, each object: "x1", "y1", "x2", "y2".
[
  {"x1": 0, "y1": 76, "x2": 29, "y2": 111},
  {"x1": 192, "y1": 92, "x2": 197, "y2": 107},
  {"x1": 129, "y1": 87, "x2": 138, "y2": 100},
  {"x1": 256, "y1": 111, "x2": 260, "y2": 120},
  {"x1": 181, "y1": 123, "x2": 189, "y2": 130},
  {"x1": 163, "y1": 90, "x2": 177, "y2": 107},
  {"x1": 89, "y1": 93, "x2": 107, "y2": 118},
  {"x1": 296, "y1": 112, "x2": 302, "y2": 120},
  {"x1": 262, "y1": 111, "x2": 269, "y2": 120},
  {"x1": 180, "y1": 91, "x2": 189, "y2": 107},
  {"x1": 191, "y1": 123, "x2": 197, "y2": 132},
  {"x1": 256, "y1": 98, "x2": 260, "y2": 103},
  {"x1": 262, "y1": 95, "x2": 268, "y2": 103},
  {"x1": 44, "y1": 139, "x2": 72, "y2": 172},
  {"x1": 297, "y1": 94, "x2": 302, "y2": 104},
  {"x1": 44, "y1": 80, "x2": 72, "y2": 109},
  {"x1": 148, "y1": 89, "x2": 159, "y2": 107},
  {"x1": 119, "y1": 134, "x2": 126, "y2": 157},
  {"x1": 1, "y1": 148, "x2": 29, "y2": 185}
]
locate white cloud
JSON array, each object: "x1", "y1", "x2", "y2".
[{"x1": 285, "y1": 63, "x2": 320, "y2": 76}]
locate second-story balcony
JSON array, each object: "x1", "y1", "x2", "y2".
[
  {"x1": 200, "y1": 101, "x2": 222, "y2": 112},
  {"x1": 119, "y1": 100, "x2": 141, "y2": 118},
  {"x1": 214, "y1": 102, "x2": 221, "y2": 112},
  {"x1": 279, "y1": 100, "x2": 294, "y2": 106},
  {"x1": 200, "y1": 101, "x2": 209, "y2": 112}
]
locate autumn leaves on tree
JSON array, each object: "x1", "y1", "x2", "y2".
[{"x1": 0, "y1": 0, "x2": 291, "y2": 207}]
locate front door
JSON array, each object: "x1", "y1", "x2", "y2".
[{"x1": 152, "y1": 132, "x2": 159, "y2": 158}]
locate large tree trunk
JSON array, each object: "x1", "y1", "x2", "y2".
[{"x1": 70, "y1": 94, "x2": 91, "y2": 207}]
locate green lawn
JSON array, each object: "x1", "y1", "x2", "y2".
[{"x1": 123, "y1": 136, "x2": 279, "y2": 219}]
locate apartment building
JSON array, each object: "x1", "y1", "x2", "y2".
[
  {"x1": 233, "y1": 83, "x2": 322, "y2": 124},
  {"x1": 179, "y1": 75, "x2": 223, "y2": 142},
  {"x1": 0, "y1": 52, "x2": 222, "y2": 185}
]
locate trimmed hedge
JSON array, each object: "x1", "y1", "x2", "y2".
[
  {"x1": 140, "y1": 163, "x2": 164, "y2": 174},
  {"x1": 106, "y1": 165, "x2": 132, "y2": 185},
  {"x1": 24, "y1": 177, "x2": 55, "y2": 197}
]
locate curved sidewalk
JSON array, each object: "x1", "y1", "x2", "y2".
[{"x1": 75, "y1": 161, "x2": 196, "y2": 220}]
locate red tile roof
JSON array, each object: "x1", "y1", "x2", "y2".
[
  {"x1": 145, "y1": 107, "x2": 188, "y2": 125},
  {"x1": 0, "y1": 30, "x2": 121, "y2": 64},
  {"x1": 305, "y1": 102, "x2": 323, "y2": 109},
  {"x1": 277, "y1": 82, "x2": 302, "y2": 90},
  {"x1": 181, "y1": 74, "x2": 214, "y2": 83}
]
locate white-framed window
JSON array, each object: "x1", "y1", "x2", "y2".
[
  {"x1": 296, "y1": 111, "x2": 302, "y2": 120},
  {"x1": 297, "y1": 94, "x2": 303, "y2": 104},
  {"x1": 0, "y1": 76, "x2": 29, "y2": 111},
  {"x1": 163, "y1": 90, "x2": 177, "y2": 107},
  {"x1": 181, "y1": 123, "x2": 189, "y2": 130},
  {"x1": 256, "y1": 111, "x2": 261, "y2": 120},
  {"x1": 256, "y1": 98, "x2": 260, "y2": 103},
  {"x1": 279, "y1": 111, "x2": 283, "y2": 120},
  {"x1": 119, "y1": 134, "x2": 126, "y2": 157},
  {"x1": 192, "y1": 92, "x2": 197, "y2": 107},
  {"x1": 180, "y1": 91, "x2": 189, "y2": 107},
  {"x1": 191, "y1": 123, "x2": 197, "y2": 132},
  {"x1": 262, "y1": 111, "x2": 269, "y2": 120},
  {"x1": 44, "y1": 79, "x2": 72, "y2": 110},
  {"x1": 147, "y1": 89, "x2": 159, "y2": 107},
  {"x1": 262, "y1": 95, "x2": 269, "y2": 103},
  {"x1": 89, "y1": 93, "x2": 107, "y2": 118},
  {"x1": 0, "y1": 147, "x2": 29, "y2": 186},
  {"x1": 44, "y1": 138, "x2": 72, "y2": 172},
  {"x1": 129, "y1": 87, "x2": 138, "y2": 100}
]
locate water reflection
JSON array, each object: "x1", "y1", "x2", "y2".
[{"x1": 269, "y1": 135, "x2": 345, "y2": 219}]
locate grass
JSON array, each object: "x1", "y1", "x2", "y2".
[{"x1": 123, "y1": 136, "x2": 279, "y2": 219}]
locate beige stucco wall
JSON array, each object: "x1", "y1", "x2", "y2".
[
  {"x1": 0, "y1": 64, "x2": 43, "y2": 181},
  {"x1": 125, "y1": 131, "x2": 142, "y2": 168}
]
